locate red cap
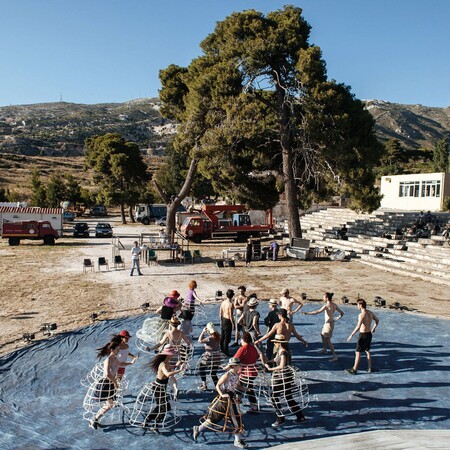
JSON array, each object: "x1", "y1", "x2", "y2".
[
  {"x1": 118, "y1": 330, "x2": 132, "y2": 338},
  {"x1": 170, "y1": 290, "x2": 180, "y2": 298}
]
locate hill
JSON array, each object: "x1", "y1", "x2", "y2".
[
  {"x1": 0, "y1": 98, "x2": 176, "y2": 157},
  {"x1": 1, "y1": 98, "x2": 450, "y2": 158}
]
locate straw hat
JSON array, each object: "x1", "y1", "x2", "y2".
[
  {"x1": 224, "y1": 357, "x2": 241, "y2": 369},
  {"x1": 169, "y1": 317, "x2": 180, "y2": 326},
  {"x1": 206, "y1": 322, "x2": 218, "y2": 334},
  {"x1": 269, "y1": 298, "x2": 278, "y2": 306},
  {"x1": 248, "y1": 298, "x2": 259, "y2": 307},
  {"x1": 271, "y1": 334, "x2": 289, "y2": 343}
]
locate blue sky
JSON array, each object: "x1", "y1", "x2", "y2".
[{"x1": 1, "y1": 0, "x2": 449, "y2": 107}]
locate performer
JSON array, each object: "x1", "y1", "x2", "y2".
[
  {"x1": 346, "y1": 299, "x2": 380, "y2": 374},
  {"x1": 264, "y1": 335, "x2": 307, "y2": 427},
  {"x1": 88, "y1": 341, "x2": 138, "y2": 429},
  {"x1": 233, "y1": 286, "x2": 248, "y2": 346},
  {"x1": 302, "y1": 292, "x2": 344, "y2": 361},
  {"x1": 263, "y1": 299, "x2": 280, "y2": 360},
  {"x1": 193, "y1": 357, "x2": 248, "y2": 448},
  {"x1": 137, "y1": 290, "x2": 181, "y2": 347},
  {"x1": 197, "y1": 322, "x2": 222, "y2": 390},
  {"x1": 220, "y1": 289, "x2": 235, "y2": 356},
  {"x1": 180, "y1": 280, "x2": 203, "y2": 338},
  {"x1": 233, "y1": 332, "x2": 261, "y2": 413},
  {"x1": 131, "y1": 345, "x2": 185, "y2": 431},
  {"x1": 116, "y1": 330, "x2": 138, "y2": 380}
]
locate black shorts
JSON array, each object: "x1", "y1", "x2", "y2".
[{"x1": 356, "y1": 332, "x2": 372, "y2": 352}]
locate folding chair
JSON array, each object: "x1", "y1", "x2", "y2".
[
  {"x1": 98, "y1": 257, "x2": 109, "y2": 271},
  {"x1": 181, "y1": 250, "x2": 193, "y2": 263},
  {"x1": 193, "y1": 249, "x2": 202, "y2": 262},
  {"x1": 113, "y1": 255, "x2": 125, "y2": 269},
  {"x1": 83, "y1": 259, "x2": 94, "y2": 273},
  {"x1": 148, "y1": 249, "x2": 158, "y2": 265}
]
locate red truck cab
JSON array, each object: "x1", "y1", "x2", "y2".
[{"x1": 2, "y1": 220, "x2": 59, "y2": 246}]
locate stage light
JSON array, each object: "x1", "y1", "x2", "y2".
[
  {"x1": 341, "y1": 296, "x2": 349, "y2": 304},
  {"x1": 141, "y1": 302, "x2": 150, "y2": 311},
  {"x1": 374, "y1": 296, "x2": 386, "y2": 307},
  {"x1": 40, "y1": 323, "x2": 57, "y2": 336},
  {"x1": 90, "y1": 313, "x2": 98, "y2": 322},
  {"x1": 22, "y1": 333, "x2": 35, "y2": 342},
  {"x1": 301, "y1": 293, "x2": 307, "y2": 300}
]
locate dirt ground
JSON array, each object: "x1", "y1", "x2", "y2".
[{"x1": 1, "y1": 215, "x2": 449, "y2": 357}]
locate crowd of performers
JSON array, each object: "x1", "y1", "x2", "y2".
[{"x1": 83, "y1": 281, "x2": 378, "y2": 448}]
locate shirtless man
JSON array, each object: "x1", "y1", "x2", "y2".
[
  {"x1": 233, "y1": 286, "x2": 248, "y2": 345},
  {"x1": 279, "y1": 288, "x2": 303, "y2": 319},
  {"x1": 302, "y1": 292, "x2": 344, "y2": 362},
  {"x1": 220, "y1": 289, "x2": 235, "y2": 356},
  {"x1": 254, "y1": 308, "x2": 307, "y2": 364},
  {"x1": 346, "y1": 299, "x2": 379, "y2": 374}
]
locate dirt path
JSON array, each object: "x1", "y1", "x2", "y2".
[{"x1": 1, "y1": 217, "x2": 448, "y2": 356}]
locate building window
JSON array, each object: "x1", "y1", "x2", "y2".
[
  {"x1": 421, "y1": 180, "x2": 441, "y2": 197},
  {"x1": 399, "y1": 181, "x2": 420, "y2": 197}
]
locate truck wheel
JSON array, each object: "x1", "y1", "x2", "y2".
[
  {"x1": 8, "y1": 237, "x2": 20, "y2": 246},
  {"x1": 142, "y1": 217, "x2": 150, "y2": 225},
  {"x1": 192, "y1": 234, "x2": 202, "y2": 244},
  {"x1": 43, "y1": 236, "x2": 55, "y2": 245}
]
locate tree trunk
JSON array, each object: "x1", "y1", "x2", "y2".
[
  {"x1": 128, "y1": 205, "x2": 135, "y2": 223},
  {"x1": 154, "y1": 158, "x2": 198, "y2": 243},
  {"x1": 278, "y1": 88, "x2": 302, "y2": 239},
  {"x1": 120, "y1": 203, "x2": 127, "y2": 224}
]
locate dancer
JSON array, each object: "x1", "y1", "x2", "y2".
[
  {"x1": 302, "y1": 292, "x2": 344, "y2": 361},
  {"x1": 136, "y1": 291, "x2": 182, "y2": 349},
  {"x1": 254, "y1": 309, "x2": 308, "y2": 365},
  {"x1": 116, "y1": 330, "x2": 138, "y2": 379},
  {"x1": 150, "y1": 316, "x2": 192, "y2": 398},
  {"x1": 237, "y1": 297, "x2": 260, "y2": 343},
  {"x1": 346, "y1": 299, "x2": 380, "y2": 374},
  {"x1": 233, "y1": 332, "x2": 261, "y2": 413},
  {"x1": 279, "y1": 288, "x2": 303, "y2": 318},
  {"x1": 264, "y1": 335, "x2": 307, "y2": 427},
  {"x1": 132, "y1": 345, "x2": 185, "y2": 431},
  {"x1": 263, "y1": 299, "x2": 280, "y2": 360},
  {"x1": 197, "y1": 322, "x2": 222, "y2": 390},
  {"x1": 233, "y1": 286, "x2": 248, "y2": 346},
  {"x1": 220, "y1": 289, "x2": 235, "y2": 356},
  {"x1": 180, "y1": 280, "x2": 202, "y2": 338},
  {"x1": 193, "y1": 357, "x2": 248, "y2": 448},
  {"x1": 89, "y1": 341, "x2": 138, "y2": 429}
]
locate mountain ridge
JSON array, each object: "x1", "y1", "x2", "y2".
[{"x1": 1, "y1": 98, "x2": 449, "y2": 158}]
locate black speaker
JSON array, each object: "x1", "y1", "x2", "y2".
[
  {"x1": 228, "y1": 260, "x2": 236, "y2": 268},
  {"x1": 216, "y1": 261, "x2": 224, "y2": 268}
]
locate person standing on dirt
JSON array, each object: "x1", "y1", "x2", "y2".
[
  {"x1": 245, "y1": 239, "x2": 253, "y2": 267},
  {"x1": 130, "y1": 241, "x2": 143, "y2": 276},
  {"x1": 346, "y1": 299, "x2": 379, "y2": 374},
  {"x1": 220, "y1": 289, "x2": 235, "y2": 356}
]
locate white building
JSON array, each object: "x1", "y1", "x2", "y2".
[{"x1": 380, "y1": 172, "x2": 450, "y2": 211}]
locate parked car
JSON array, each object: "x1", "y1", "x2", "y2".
[
  {"x1": 95, "y1": 222, "x2": 113, "y2": 238},
  {"x1": 63, "y1": 211, "x2": 75, "y2": 222},
  {"x1": 156, "y1": 216, "x2": 167, "y2": 227},
  {"x1": 73, "y1": 222, "x2": 90, "y2": 238},
  {"x1": 89, "y1": 205, "x2": 108, "y2": 216}
]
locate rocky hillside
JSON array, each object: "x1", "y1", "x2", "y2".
[
  {"x1": 0, "y1": 98, "x2": 176, "y2": 157},
  {"x1": 0, "y1": 98, "x2": 449, "y2": 158},
  {"x1": 365, "y1": 100, "x2": 450, "y2": 150}
]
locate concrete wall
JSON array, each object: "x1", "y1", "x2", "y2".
[{"x1": 380, "y1": 172, "x2": 448, "y2": 211}]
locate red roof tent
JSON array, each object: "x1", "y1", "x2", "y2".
[{"x1": 0, "y1": 207, "x2": 63, "y2": 214}]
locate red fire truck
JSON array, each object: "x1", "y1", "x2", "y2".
[
  {"x1": 1, "y1": 220, "x2": 60, "y2": 246},
  {"x1": 180, "y1": 204, "x2": 274, "y2": 243}
]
